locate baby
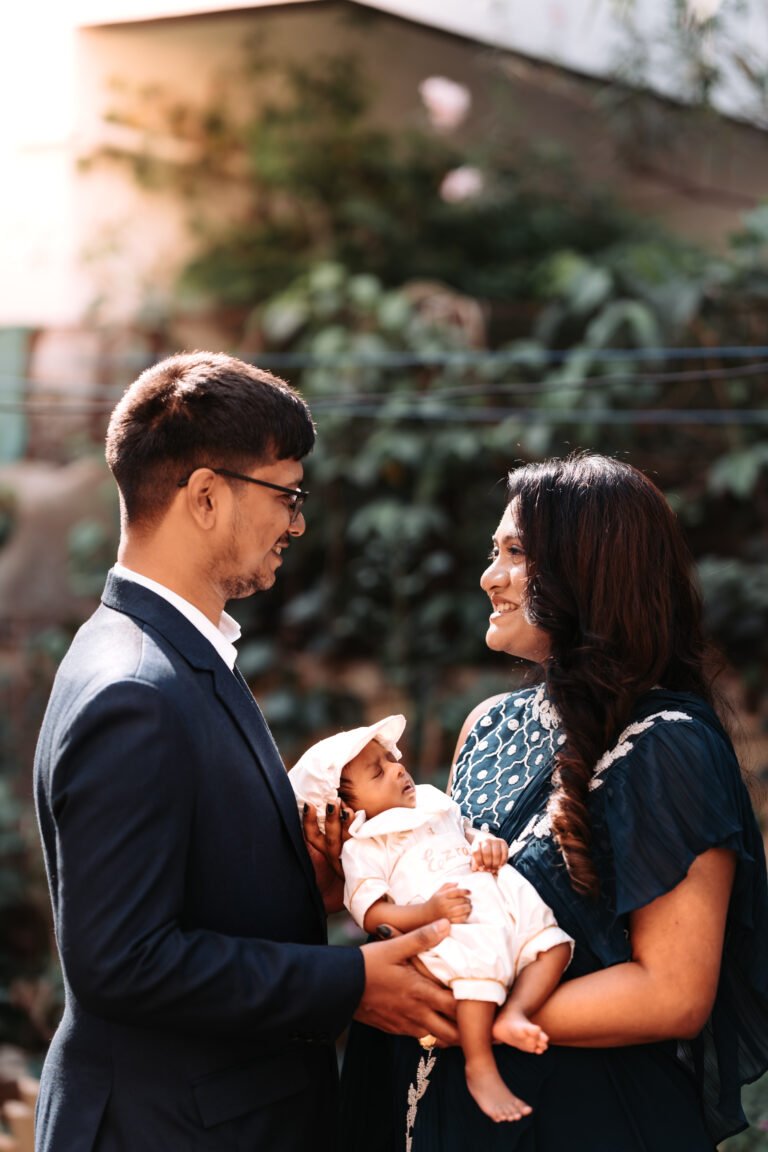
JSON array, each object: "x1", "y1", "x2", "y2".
[{"x1": 290, "y1": 715, "x2": 573, "y2": 1124}]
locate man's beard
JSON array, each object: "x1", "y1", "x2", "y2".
[
  {"x1": 220, "y1": 569, "x2": 274, "y2": 600},
  {"x1": 215, "y1": 505, "x2": 279, "y2": 600}
]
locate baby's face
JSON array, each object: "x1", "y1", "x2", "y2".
[{"x1": 341, "y1": 739, "x2": 416, "y2": 819}]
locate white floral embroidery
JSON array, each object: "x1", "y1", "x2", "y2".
[
  {"x1": 508, "y1": 813, "x2": 540, "y2": 857},
  {"x1": 589, "y1": 710, "x2": 693, "y2": 791},
  {"x1": 531, "y1": 683, "x2": 561, "y2": 731},
  {"x1": 405, "y1": 1050, "x2": 438, "y2": 1152},
  {"x1": 508, "y1": 809, "x2": 551, "y2": 855}
]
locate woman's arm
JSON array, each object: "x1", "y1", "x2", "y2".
[{"x1": 518, "y1": 847, "x2": 735, "y2": 1047}]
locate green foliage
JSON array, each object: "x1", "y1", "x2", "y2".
[
  {"x1": 89, "y1": 44, "x2": 768, "y2": 732},
  {"x1": 103, "y1": 50, "x2": 654, "y2": 313},
  {"x1": 721, "y1": 1071, "x2": 768, "y2": 1149}
]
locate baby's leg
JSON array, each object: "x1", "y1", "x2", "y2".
[
  {"x1": 493, "y1": 942, "x2": 571, "y2": 1050},
  {"x1": 456, "y1": 1000, "x2": 532, "y2": 1124}
]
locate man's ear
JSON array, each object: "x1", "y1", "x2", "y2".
[{"x1": 180, "y1": 468, "x2": 223, "y2": 530}]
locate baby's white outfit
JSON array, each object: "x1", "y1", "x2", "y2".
[{"x1": 343, "y1": 784, "x2": 573, "y2": 1005}]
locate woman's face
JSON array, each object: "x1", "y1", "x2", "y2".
[{"x1": 480, "y1": 501, "x2": 551, "y2": 663}]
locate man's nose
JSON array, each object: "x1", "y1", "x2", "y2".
[{"x1": 289, "y1": 510, "x2": 306, "y2": 537}]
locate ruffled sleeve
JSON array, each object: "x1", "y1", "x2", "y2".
[
  {"x1": 596, "y1": 708, "x2": 751, "y2": 917},
  {"x1": 594, "y1": 699, "x2": 768, "y2": 1142},
  {"x1": 341, "y1": 837, "x2": 392, "y2": 931}
]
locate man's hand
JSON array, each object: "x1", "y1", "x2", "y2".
[
  {"x1": 355, "y1": 920, "x2": 459, "y2": 1046},
  {"x1": 301, "y1": 802, "x2": 352, "y2": 913},
  {"x1": 471, "y1": 835, "x2": 508, "y2": 874},
  {"x1": 425, "y1": 882, "x2": 471, "y2": 924}
]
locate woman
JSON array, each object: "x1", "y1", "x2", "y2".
[{"x1": 340, "y1": 454, "x2": 768, "y2": 1152}]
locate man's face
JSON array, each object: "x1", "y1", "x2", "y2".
[
  {"x1": 340, "y1": 740, "x2": 416, "y2": 820},
  {"x1": 213, "y1": 457, "x2": 306, "y2": 600}
]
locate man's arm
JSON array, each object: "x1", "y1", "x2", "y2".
[{"x1": 46, "y1": 679, "x2": 457, "y2": 1044}]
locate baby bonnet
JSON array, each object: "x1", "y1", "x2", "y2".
[{"x1": 289, "y1": 714, "x2": 406, "y2": 831}]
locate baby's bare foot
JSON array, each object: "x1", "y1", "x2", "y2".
[
  {"x1": 465, "y1": 1061, "x2": 532, "y2": 1124},
  {"x1": 492, "y1": 1007, "x2": 549, "y2": 1054}
]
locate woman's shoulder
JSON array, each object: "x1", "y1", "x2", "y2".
[
  {"x1": 593, "y1": 691, "x2": 762, "y2": 925},
  {"x1": 451, "y1": 685, "x2": 543, "y2": 760},
  {"x1": 453, "y1": 693, "x2": 509, "y2": 754},
  {"x1": 591, "y1": 689, "x2": 735, "y2": 795}
]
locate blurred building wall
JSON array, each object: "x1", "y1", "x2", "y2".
[{"x1": 0, "y1": 2, "x2": 766, "y2": 342}]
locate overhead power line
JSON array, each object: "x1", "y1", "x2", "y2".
[{"x1": 0, "y1": 346, "x2": 765, "y2": 423}]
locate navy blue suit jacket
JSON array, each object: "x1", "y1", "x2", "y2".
[{"x1": 33, "y1": 571, "x2": 364, "y2": 1151}]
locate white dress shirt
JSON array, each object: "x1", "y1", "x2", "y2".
[{"x1": 113, "y1": 562, "x2": 241, "y2": 671}]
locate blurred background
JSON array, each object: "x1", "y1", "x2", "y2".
[{"x1": 0, "y1": 0, "x2": 767, "y2": 1145}]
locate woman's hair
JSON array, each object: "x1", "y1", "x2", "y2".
[{"x1": 507, "y1": 453, "x2": 716, "y2": 897}]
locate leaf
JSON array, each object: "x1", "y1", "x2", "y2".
[
  {"x1": 707, "y1": 445, "x2": 768, "y2": 499},
  {"x1": 584, "y1": 299, "x2": 661, "y2": 349},
  {"x1": 261, "y1": 295, "x2": 309, "y2": 343}
]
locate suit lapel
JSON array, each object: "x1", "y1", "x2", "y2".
[{"x1": 101, "y1": 571, "x2": 324, "y2": 922}]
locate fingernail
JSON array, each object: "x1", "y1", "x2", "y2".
[
  {"x1": 326, "y1": 803, "x2": 335, "y2": 816},
  {"x1": 340, "y1": 809, "x2": 349, "y2": 822},
  {"x1": 303, "y1": 803, "x2": 308, "y2": 815},
  {"x1": 377, "y1": 925, "x2": 392, "y2": 939}
]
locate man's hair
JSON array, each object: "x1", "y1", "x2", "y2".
[{"x1": 105, "y1": 351, "x2": 315, "y2": 526}]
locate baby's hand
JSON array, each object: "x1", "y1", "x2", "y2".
[
  {"x1": 471, "y1": 836, "x2": 508, "y2": 874},
  {"x1": 426, "y1": 882, "x2": 472, "y2": 923}
]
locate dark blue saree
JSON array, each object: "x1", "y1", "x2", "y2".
[{"x1": 340, "y1": 687, "x2": 768, "y2": 1151}]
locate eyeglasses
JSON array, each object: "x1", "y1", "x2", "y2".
[{"x1": 178, "y1": 467, "x2": 309, "y2": 524}]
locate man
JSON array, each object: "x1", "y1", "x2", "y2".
[{"x1": 33, "y1": 352, "x2": 455, "y2": 1151}]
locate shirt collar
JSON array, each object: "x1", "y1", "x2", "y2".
[
  {"x1": 113, "y1": 562, "x2": 241, "y2": 670},
  {"x1": 349, "y1": 784, "x2": 454, "y2": 838}
]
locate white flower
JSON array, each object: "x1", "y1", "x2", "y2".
[
  {"x1": 686, "y1": 0, "x2": 722, "y2": 23},
  {"x1": 439, "y1": 165, "x2": 484, "y2": 204},
  {"x1": 419, "y1": 76, "x2": 471, "y2": 131}
]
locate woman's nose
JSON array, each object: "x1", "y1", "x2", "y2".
[{"x1": 480, "y1": 559, "x2": 504, "y2": 592}]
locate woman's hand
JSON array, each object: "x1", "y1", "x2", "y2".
[
  {"x1": 301, "y1": 802, "x2": 353, "y2": 914},
  {"x1": 426, "y1": 882, "x2": 472, "y2": 923},
  {"x1": 471, "y1": 835, "x2": 508, "y2": 874}
]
